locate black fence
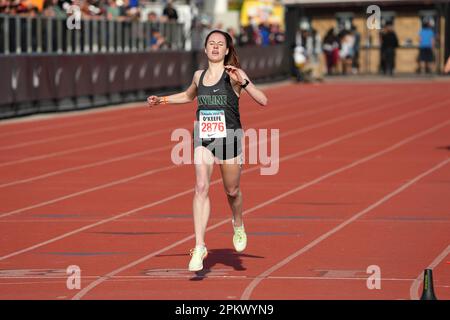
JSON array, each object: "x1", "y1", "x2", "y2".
[{"x1": 0, "y1": 45, "x2": 290, "y2": 119}]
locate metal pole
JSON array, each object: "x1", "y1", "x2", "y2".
[
  {"x1": 131, "y1": 21, "x2": 137, "y2": 52},
  {"x1": 75, "y1": 21, "x2": 81, "y2": 53},
  {"x1": 66, "y1": 19, "x2": 73, "y2": 53},
  {"x1": 117, "y1": 20, "x2": 122, "y2": 53},
  {"x1": 26, "y1": 16, "x2": 32, "y2": 53},
  {"x1": 171, "y1": 22, "x2": 176, "y2": 49},
  {"x1": 92, "y1": 19, "x2": 98, "y2": 53},
  {"x1": 145, "y1": 22, "x2": 150, "y2": 51},
  {"x1": 124, "y1": 21, "x2": 130, "y2": 52},
  {"x1": 179, "y1": 24, "x2": 185, "y2": 50},
  {"x1": 36, "y1": 16, "x2": 42, "y2": 53},
  {"x1": 109, "y1": 20, "x2": 115, "y2": 52},
  {"x1": 3, "y1": 15, "x2": 10, "y2": 54},
  {"x1": 15, "y1": 16, "x2": 21, "y2": 54},
  {"x1": 101, "y1": 18, "x2": 107, "y2": 52},
  {"x1": 176, "y1": 23, "x2": 181, "y2": 49},
  {"x1": 160, "y1": 21, "x2": 165, "y2": 46},
  {"x1": 84, "y1": 19, "x2": 90, "y2": 53},
  {"x1": 176, "y1": 24, "x2": 180, "y2": 50},
  {"x1": 46, "y1": 17, "x2": 52, "y2": 53},
  {"x1": 138, "y1": 21, "x2": 144, "y2": 51},
  {"x1": 57, "y1": 17, "x2": 63, "y2": 54}
]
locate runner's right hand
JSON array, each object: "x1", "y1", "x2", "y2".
[{"x1": 147, "y1": 96, "x2": 160, "y2": 107}]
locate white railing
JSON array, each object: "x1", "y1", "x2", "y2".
[{"x1": 0, "y1": 14, "x2": 185, "y2": 54}]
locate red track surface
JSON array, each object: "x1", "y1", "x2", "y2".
[{"x1": 0, "y1": 80, "x2": 449, "y2": 300}]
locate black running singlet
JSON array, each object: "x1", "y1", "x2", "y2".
[
  {"x1": 193, "y1": 69, "x2": 243, "y2": 160},
  {"x1": 196, "y1": 69, "x2": 242, "y2": 132}
]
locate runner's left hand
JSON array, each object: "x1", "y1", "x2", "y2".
[{"x1": 225, "y1": 65, "x2": 244, "y2": 85}]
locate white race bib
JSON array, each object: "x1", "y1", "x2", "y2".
[{"x1": 199, "y1": 110, "x2": 227, "y2": 139}]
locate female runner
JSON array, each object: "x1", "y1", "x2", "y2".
[{"x1": 147, "y1": 30, "x2": 268, "y2": 271}]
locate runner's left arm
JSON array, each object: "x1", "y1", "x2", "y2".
[
  {"x1": 225, "y1": 65, "x2": 268, "y2": 106},
  {"x1": 238, "y1": 69, "x2": 268, "y2": 106}
]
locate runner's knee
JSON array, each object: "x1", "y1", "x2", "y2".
[
  {"x1": 195, "y1": 182, "x2": 209, "y2": 198},
  {"x1": 225, "y1": 186, "x2": 240, "y2": 198}
]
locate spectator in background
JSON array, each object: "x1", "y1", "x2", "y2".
[
  {"x1": 226, "y1": 27, "x2": 237, "y2": 45},
  {"x1": 322, "y1": 27, "x2": 339, "y2": 75},
  {"x1": 43, "y1": 0, "x2": 66, "y2": 18},
  {"x1": 309, "y1": 28, "x2": 323, "y2": 81},
  {"x1": 163, "y1": 0, "x2": 178, "y2": 22},
  {"x1": 10, "y1": 0, "x2": 36, "y2": 14},
  {"x1": 259, "y1": 22, "x2": 270, "y2": 47},
  {"x1": 190, "y1": 18, "x2": 206, "y2": 50},
  {"x1": 418, "y1": 21, "x2": 435, "y2": 74},
  {"x1": 238, "y1": 25, "x2": 249, "y2": 46},
  {"x1": 0, "y1": 0, "x2": 6, "y2": 13},
  {"x1": 1, "y1": 0, "x2": 14, "y2": 14},
  {"x1": 28, "y1": 5, "x2": 39, "y2": 17},
  {"x1": 339, "y1": 30, "x2": 355, "y2": 75},
  {"x1": 128, "y1": 0, "x2": 138, "y2": 8},
  {"x1": 147, "y1": 11, "x2": 158, "y2": 23},
  {"x1": 351, "y1": 24, "x2": 360, "y2": 74},
  {"x1": 293, "y1": 44, "x2": 306, "y2": 82},
  {"x1": 270, "y1": 23, "x2": 285, "y2": 44},
  {"x1": 149, "y1": 28, "x2": 168, "y2": 50},
  {"x1": 294, "y1": 28, "x2": 309, "y2": 81},
  {"x1": 82, "y1": 0, "x2": 102, "y2": 18},
  {"x1": 243, "y1": 16, "x2": 258, "y2": 45},
  {"x1": 69, "y1": 0, "x2": 93, "y2": 19},
  {"x1": 295, "y1": 27, "x2": 322, "y2": 82},
  {"x1": 116, "y1": 0, "x2": 130, "y2": 19},
  {"x1": 126, "y1": 6, "x2": 141, "y2": 21},
  {"x1": 105, "y1": 0, "x2": 120, "y2": 20},
  {"x1": 380, "y1": 22, "x2": 399, "y2": 76}
]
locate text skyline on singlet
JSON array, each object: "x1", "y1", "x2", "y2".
[{"x1": 197, "y1": 95, "x2": 228, "y2": 106}]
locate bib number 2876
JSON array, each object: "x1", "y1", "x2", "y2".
[{"x1": 199, "y1": 110, "x2": 227, "y2": 139}]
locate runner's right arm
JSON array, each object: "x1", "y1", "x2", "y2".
[{"x1": 147, "y1": 71, "x2": 201, "y2": 106}]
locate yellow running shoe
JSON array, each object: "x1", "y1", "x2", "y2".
[
  {"x1": 233, "y1": 222, "x2": 247, "y2": 253},
  {"x1": 188, "y1": 246, "x2": 208, "y2": 272}
]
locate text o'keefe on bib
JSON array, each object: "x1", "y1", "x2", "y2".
[{"x1": 199, "y1": 110, "x2": 227, "y2": 139}]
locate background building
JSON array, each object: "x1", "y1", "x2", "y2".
[{"x1": 283, "y1": 0, "x2": 450, "y2": 74}]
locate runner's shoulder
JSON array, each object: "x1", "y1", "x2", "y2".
[{"x1": 193, "y1": 69, "x2": 204, "y2": 86}]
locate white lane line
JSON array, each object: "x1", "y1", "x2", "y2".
[
  {"x1": 0, "y1": 101, "x2": 145, "y2": 136},
  {"x1": 0, "y1": 111, "x2": 190, "y2": 151},
  {"x1": 0, "y1": 164, "x2": 177, "y2": 219},
  {"x1": 240, "y1": 157, "x2": 450, "y2": 300},
  {"x1": 0, "y1": 128, "x2": 170, "y2": 168}
]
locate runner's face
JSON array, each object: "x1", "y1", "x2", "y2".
[{"x1": 205, "y1": 33, "x2": 229, "y2": 63}]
